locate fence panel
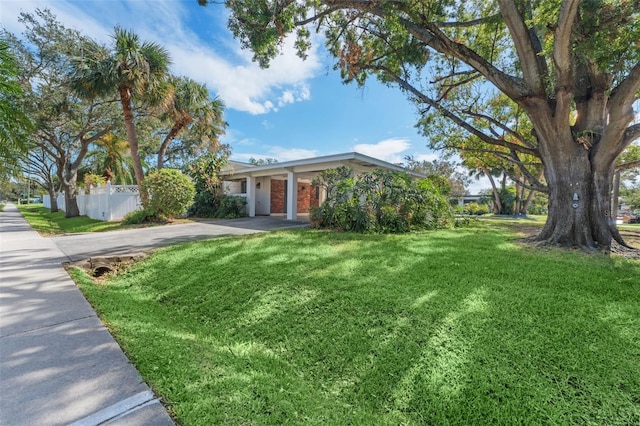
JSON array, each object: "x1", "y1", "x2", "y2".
[{"x1": 42, "y1": 184, "x2": 140, "y2": 221}]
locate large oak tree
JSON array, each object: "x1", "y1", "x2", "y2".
[
  {"x1": 8, "y1": 10, "x2": 116, "y2": 217},
  {"x1": 207, "y1": 0, "x2": 640, "y2": 252}
]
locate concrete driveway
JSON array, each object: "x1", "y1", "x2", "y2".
[{"x1": 52, "y1": 216, "x2": 310, "y2": 261}]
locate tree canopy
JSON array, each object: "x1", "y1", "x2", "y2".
[
  {"x1": 211, "y1": 0, "x2": 640, "y2": 252},
  {"x1": 0, "y1": 38, "x2": 33, "y2": 181}
]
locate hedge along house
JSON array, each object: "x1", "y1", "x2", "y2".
[{"x1": 220, "y1": 152, "x2": 426, "y2": 220}]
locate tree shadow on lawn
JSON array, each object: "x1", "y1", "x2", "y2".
[{"x1": 78, "y1": 228, "x2": 640, "y2": 424}]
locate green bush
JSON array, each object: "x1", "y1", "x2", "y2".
[
  {"x1": 311, "y1": 167, "x2": 453, "y2": 233},
  {"x1": 465, "y1": 202, "x2": 489, "y2": 215},
  {"x1": 121, "y1": 208, "x2": 156, "y2": 225},
  {"x1": 216, "y1": 195, "x2": 247, "y2": 219},
  {"x1": 141, "y1": 169, "x2": 195, "y2": 220}
]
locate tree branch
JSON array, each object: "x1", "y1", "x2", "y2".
[
  {"x1": 361, "y1": 6, "x2": 532, "y2": 101},
  {"x1": 610, "y1": 60, "x2": 640, "y2": 120},
  {"x1": 616, "y1": 159, "x2": 640, "y2": 172},
  {"x1": 624, "y1": 123, "x2": 640, "y2": 146},
  {"x1": 552, "y1": 0, "x2": 580, "y2": 125},
  {"x1": 435, "y1": 14, "x2": 503, "y2": 28},
  {"x1": 295, "y1": 6, "x2": 342, "y2": 26},
  {"x1": 363, "y1": 63, "x2": 539, "y2": 158},
  {"x1": 461, "y1": 108, "x2": 536, "y2": 149},
  {"x1": 497, "y1": 0, "x2": 546, "y2": 95}
]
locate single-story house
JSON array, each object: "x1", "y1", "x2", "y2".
[{"x1": 221, "y1": 152, "x2": 425, "y2": 220}]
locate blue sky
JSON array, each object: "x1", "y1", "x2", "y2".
[{"x1": 1, "y1": 0, "x2": 489, "y2": 191}]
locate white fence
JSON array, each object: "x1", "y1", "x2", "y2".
[{"x1": 43, "y1": 183, "x2": 142, "y2": 221}]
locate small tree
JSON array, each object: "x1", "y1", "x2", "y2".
[
  {"x1": 185, "y1": 150, "x2": 230, "y2": 217},
  {"x1": 81, "y1": 173, "x2": 106, "y2": 194},
  {"x1": 140, "y1": 168, "x2": 194, "y2": 220}
]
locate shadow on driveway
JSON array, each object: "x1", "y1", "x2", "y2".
[{"x1": 52, "y1": 216, "x2": 310, "y2": 262}]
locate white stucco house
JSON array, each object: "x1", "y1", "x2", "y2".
[{"x1": 220, "y1": 152, "x2": 425, "y2": 220}]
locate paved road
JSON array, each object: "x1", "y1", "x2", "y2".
[
  {"x1": 52, "y1": 216, "x2": 310, "y2": 261},
  {"x1": 0, "y1": 205, "x2": 307, "y2": 425}
]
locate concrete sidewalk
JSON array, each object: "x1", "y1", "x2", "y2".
[{"x1": 0, "y1": 203, "x2": 175, "y2": 426}]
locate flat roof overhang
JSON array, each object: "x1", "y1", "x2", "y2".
[{"x1": 221, "y1": 152, "x2": 426, "y2": 180}]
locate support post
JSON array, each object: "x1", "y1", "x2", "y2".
[
  {"x1": 287, "y1": 171, "x2": 298, "y2": 220},
  {"x1": 246, "y1": 176, "x2": 256, "y2": 217}
]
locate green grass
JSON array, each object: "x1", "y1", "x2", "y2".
[
  {"x1": 17, "y1": 204, "x2": 126, "y2": 235},
  {"x1": 72, "y1": 224, "x2": 640, "y2": 425}
]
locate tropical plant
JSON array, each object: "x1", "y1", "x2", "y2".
[
  {"x1": 185, "y1": 149, "x2": 231, "y2": 217},
  {"x1": 403, "y1": 156, "x2": 468, "y2": 197},
  {"x1": 70, "y1": 27, "x2": 172, "y2": 201},
  {"x1": 88, "y1": 133, "x2": 135, "y2": 185},
  {"x1": 311, "y1": 167, "x2": 453, "y2": 233},
  {"x1": 156, "y1": 75, "x2": 227, "y2": 169}
]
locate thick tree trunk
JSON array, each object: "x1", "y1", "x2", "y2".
[
  {"x1": 48, "y1": 182, "x2": 59, "y2": 213},
  {"x1": 64, "y1": 181, "x2": 80, "y2": 218},
  {"x1": 119, "y1": 88, "x2": 147, "y2": 204},
  {"x1": 157, "y1": 115, "x2": 192, "y2": 169},
  {"x1": 611, "y1": 170, "x2": 621, "y2": 219},
  {"x1": 522, "y1": 188, "x2": 536, "y2": 216},
  {"x1": 483, "y1": 168, "x2": 502, "y2": 214},
  {"x1": 514, "y1": 183, "x2": 522, "y2": 215},
  {"x1": 535, "y1": 142, "x2": 616, "y2": 252}
]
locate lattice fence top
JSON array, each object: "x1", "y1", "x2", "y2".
[{"x1": 110, "y1": 185, "x2": 139, "y2": 194}]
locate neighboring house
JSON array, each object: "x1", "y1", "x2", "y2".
[{"x1": 221, "y1": 152, "x2": 425, "y2": 220}]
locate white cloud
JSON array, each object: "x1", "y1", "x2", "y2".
[
  {"x1": 3, "y1": 0, "x2": 322, "y2": 115},
  {"x1": 169, "y1": 34, "x2": 321, "y2": 115},
  {"x1": 279, "y1": 91, "x2": 295, "y2": 107},
  {"x1": 351, "y1": 138, "x2": 412, "y2": 163},
  {"x1": 231, "y1": 146, "x2": 318, "y2": 163},
  {"x1": 268, "y1": 147, "x2": 318, "y2": 161},
  {"x1": 413, "y1": 153, "x2": 439, "y2": 163},
  {"x1": 467, "y1": 175, "x2": 492, "y2": 194}
]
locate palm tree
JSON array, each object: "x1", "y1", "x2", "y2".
[
  {"x1": 71, "y1": 27, "x2": 171, "y2": 201},
  {"x1": 89, "y1": 133, "x2": 135, "y2": 185},
  {"x1": 156, "y1": 76, "x2": 227, "y2": 169}
]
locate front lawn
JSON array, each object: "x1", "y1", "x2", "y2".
[
  {"x1": 72, "y1": 224, "x2": 640, "y2": 425},
  {"x1": 16, "y1": 204, "x2": 126, "y2": 235}
]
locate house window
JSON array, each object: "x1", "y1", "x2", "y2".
[{"x1": 241, "y1": 180, "x2": 247, "y2": 193}]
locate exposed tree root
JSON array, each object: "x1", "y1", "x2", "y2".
[
  {"x1": 610, "y1": 240, "x2": 640, "y2": 261},
  {"x1": 611, "y1": 225, "x2": 635, "y2": 249}
]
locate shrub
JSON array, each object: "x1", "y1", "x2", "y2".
[
  {"x1": 122, "y1": 208, "x2": 155, "y2": 225},
  {"x1": 312, "y1": 167, "x2": 454, "y2": 233},
  {"x1": 465, "y1": 202, "x2": 489, "y2": 215},
  {"x1": 216, "y1": 195, "x2": 247, "y2": 219},
  {"x1": 141, "y1": 169, "x2": 195, "y2": 220}
]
